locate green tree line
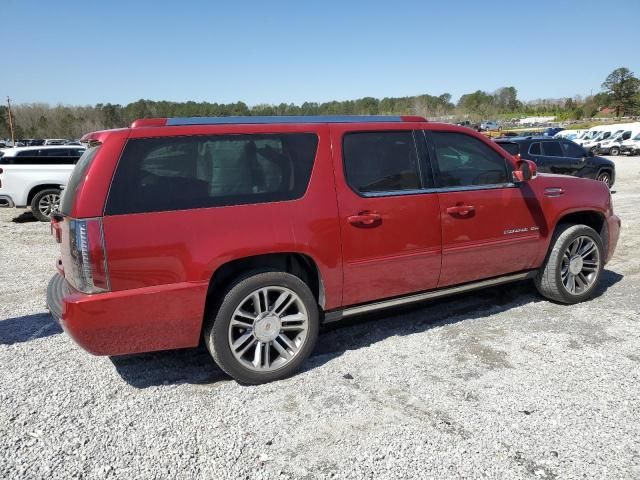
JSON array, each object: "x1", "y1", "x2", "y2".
[{"x1": 2, "y1": 67, "x2": 638, "y2": 140}]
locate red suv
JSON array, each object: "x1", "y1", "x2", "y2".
[{"x1": 47, "y1": 116, "x2": 621, "y2": 384}]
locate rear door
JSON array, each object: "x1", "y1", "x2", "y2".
[
  {"x1": 331, "y1": 124, "x2": 442, "y2": 306},
  {"x1": 425, "y1": 129, "x2": 542, "y2": 287}
]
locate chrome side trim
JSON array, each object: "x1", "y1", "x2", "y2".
[
  {"x1": 339, "y1": 270, "x2": 537, "y2": 318},
  {"x1": 166, "y1": 115, "x2": 406, "y2": 126},
  {"x1": 435, "y1": 183, "x2": 516, "y2": 193}
]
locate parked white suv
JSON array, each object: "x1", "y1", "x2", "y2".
[{"x1": 0, "y1": 145, "x2": 86, "y2": 221}]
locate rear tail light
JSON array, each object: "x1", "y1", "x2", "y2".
[{"x1": 67, "y1": 218, "x2": 110, "y2": 293}]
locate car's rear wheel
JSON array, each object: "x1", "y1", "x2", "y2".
[
  {"x1": 609, "y1": 147, "x2": 620, "y2": 156},
  {"x1": 31, "y1": 188, "x2": 61, "y2": 222},
  {"x1": 204, "y1": 271, "x2": 319, "y2": 384},
  {"x1": 597, "y1": 170, "x2": 612, "y2": 187},
  {"x1": 535, "y1": 224, "x2": 604, "y2": 304}
]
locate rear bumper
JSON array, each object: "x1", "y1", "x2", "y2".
[
  {"x1": 0, "y1": 195, "x2": 15, "y2": 208},
  {"x1": 46, "y1": 273, "x2": 208, "y2": 356},
  {"x1": 605, "y1": 214, "x2": 621, "y2": 263}
]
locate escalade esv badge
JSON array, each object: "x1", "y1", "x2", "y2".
[{"x1": 504, "y1": 226, "x2": 540, "y2": 235}]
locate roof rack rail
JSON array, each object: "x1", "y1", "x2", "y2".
[{"x1": 130, "y1": 115, "x2": 427, "y2": 128}]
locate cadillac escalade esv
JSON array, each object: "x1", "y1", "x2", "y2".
[{"x1": 47, "y1": 116, "x2": 621, "y2": 384}]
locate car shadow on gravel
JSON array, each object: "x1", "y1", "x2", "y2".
[
  {"x1": 10, "y1": 211, "x2": 37, "y2": 223},
  {"x1": 0, "y1": 312, "x2": 62, "y2": 345},
  {"x1": 110, "y1": 269, "x2": 623, "y2": 388}
]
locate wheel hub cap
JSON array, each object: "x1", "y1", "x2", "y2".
[
  {"x1": 254, "y1": 314, "x2": 281, "y2": 342},
  {"x1": 569, "y1": 256, "x2": 584, "y2": 275}
]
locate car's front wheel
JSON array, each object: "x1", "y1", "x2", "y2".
[
  {"x1": 205, "y1": 271, "x2": 319, "y2": 384},
  {"x1": 597, "y1": 170, "x2": 612, "y2": 188},
  {"x1": 535, "y1": 224, "x2": 604, "y2": 304},
  {"x1": 31, "y1": 188, "x2": 61, "y2": 222},
  {"x1": 609, "y1": 147, "x2": 620, "y2": 156}
]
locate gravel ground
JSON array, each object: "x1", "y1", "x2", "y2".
[{"x1": 1, "y1": 157, "x2": 639, "y2": 479}]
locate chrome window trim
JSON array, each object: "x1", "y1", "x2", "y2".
[
  {"x1": 359, "y1": 188, "x2": 437, "y2": 198},
  {"x1": 435, "y1": 182, "x2": 517, "y2": 193}
]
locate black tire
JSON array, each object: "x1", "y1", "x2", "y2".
[
  {"x1": 596, "y1": 170, "x2": 612, "y2": 188},
  {"x1": 535, "y1": 224, "x2": 604, "y2": 304},
  {"x1": 30, "y1": 188, "x2": 61, "y2": 222},
  {"x1": 204, "y1": 271, "x2": 319, "y2": 384},
  {"x1": 609, "y1": 147, "x2": 620, "y2": 156}
]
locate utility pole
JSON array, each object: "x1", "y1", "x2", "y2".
[{"x1": 6, "y1": 96, "x2": 16, "y2": 146}]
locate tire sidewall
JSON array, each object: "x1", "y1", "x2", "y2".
[
  {"x1": 31, "y1": 188, "x2": 60, "y2": 222},
  {"x1": 553, "y1": 226, "x2": 604, "y2": 303},
  {"x1": 597, "y1": 171, "x2": 611, "y2": 187},
  {"x1": 206, "y1": 271, "x2": 319, "y2": 384}
]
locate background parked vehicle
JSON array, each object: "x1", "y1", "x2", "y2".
[
  {"x1": 554, "y1": 129, "x2": 586, "y2": 141},
  {"x1": 543, "y1": 127, "x2": 564, "y2": 136},
  {"x1": 480, "y1": 120, "x2": 500, "y2": 131},
  {"x1": 0, "y1": 145, "x2": 86, "y2": 221},
  {"x1": 620, "y1": 133, "x2": 640, "y2": 155},
  {"x1": 495, "y1": 136, "x2": 616, "y2": 187},
  {"x1": 596, "y1": 123, "x2": 640, "y2": 155}
]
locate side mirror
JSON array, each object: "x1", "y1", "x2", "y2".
[
  {"x1": 513, "y1": 159, "x2": 537, "y2": 183},
  {"x1": 588, "y1": 150, "x2": 594, "y2": 157}
]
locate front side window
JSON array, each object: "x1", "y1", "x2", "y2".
[
  {"x1": 528, "y1": 142, "x2": 541, "y2": 155},
  {"x1": 561, "y1": 141, "x2": 585, "y2": 158},
  {"x1": 105, "y1": 133, "x2": 318, "y2": 215},
  {"x1": 496, "y1": 142, "x2": 520, "y2": 156},
  {"x1": 542, "y1": 141, "x2": 563, "y2": 157},
  {"x1": 343, "y1": 131, "x2": 422, "y2": 194},
  {"x1": 429, "y1": 131, "x2": 509, "y2": 188}
]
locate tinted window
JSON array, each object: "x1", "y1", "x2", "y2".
[
  {"x1": 343, "y1": 131, "x2": 421, "y2": 194},
  {"x1": 61, "y1": 146, "x2": 100, "y2": 215},
  {"x1": 106, "y1": 133, "x2": 318, "y2": 215},
  {"x1": 430, "y1": 131, "x2": 509, "y2": 188},
  {"x1": 542, "y1": 141, "x2": 563, "y2": 157},
  {"x1": 16, "y1": 149, "x2": 42, "y2": 157},
  {"x1": 497, "y1": 142, "x2": 520, "y2": 155},
  {"x1": 528, "y1": 142, "x2": 541, "y2": 155},
  {"x1": 561, "y1": 141, "x2": 585, "y2": 158}
]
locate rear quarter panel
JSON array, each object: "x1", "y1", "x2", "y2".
[{"x1": 100, "y1": 124, "x2": 343, "y2": 309}]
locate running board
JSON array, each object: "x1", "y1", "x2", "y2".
[{"x1": 323, "y1": 270, "x2": 537, "y2": 323}]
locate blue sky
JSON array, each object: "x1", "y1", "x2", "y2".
[{"x1": 4, "y1": 0, "x2": 640, "y2": 106}]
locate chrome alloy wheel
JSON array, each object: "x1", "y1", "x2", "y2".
[
  {"x1": 228, "y1": 286, "x2": 309, "y2": 372},
  {"x1": 38, "y1": 192, "x2": 60, "y2": 218},
  {"x1": 561, "y1": 235, "x2": 600, "y2": 295}
]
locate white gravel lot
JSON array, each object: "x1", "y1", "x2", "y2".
[{"x1": 1, "y1": 157, "x2": 639, "y2": 479}]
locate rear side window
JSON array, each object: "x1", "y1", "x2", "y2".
[
  {"x1": 343, "y1": 131, "x2": 422, "y2": 194},
  {"x1": 105, "y1": 133, "x2": 318, "y2": 215},
  {"x1": 61, "y1": 146, "x2": 101, "y2": 215},
  {"x1": 429, "y1": 131, "x2": 509, "y2": 188},
  {"x1": 542, "y1": 141, "x2": 563, "y2": 157},
  {"x1": 1, "y1": 148, "x2": 84, "y2": 165}
]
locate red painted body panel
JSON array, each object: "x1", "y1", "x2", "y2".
[
  {"x1": 52, "y1": 119, "x2": 621, "y2": 357},
  {"x1": 59, "y1": 278, "x2": 208, "y2": 354},
  {"x1": 329, "y1": 123, "x2": 442, "y2": 305},
  {"x1": 437, "y1": 187, "x2": 541, "y2": 287}
]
